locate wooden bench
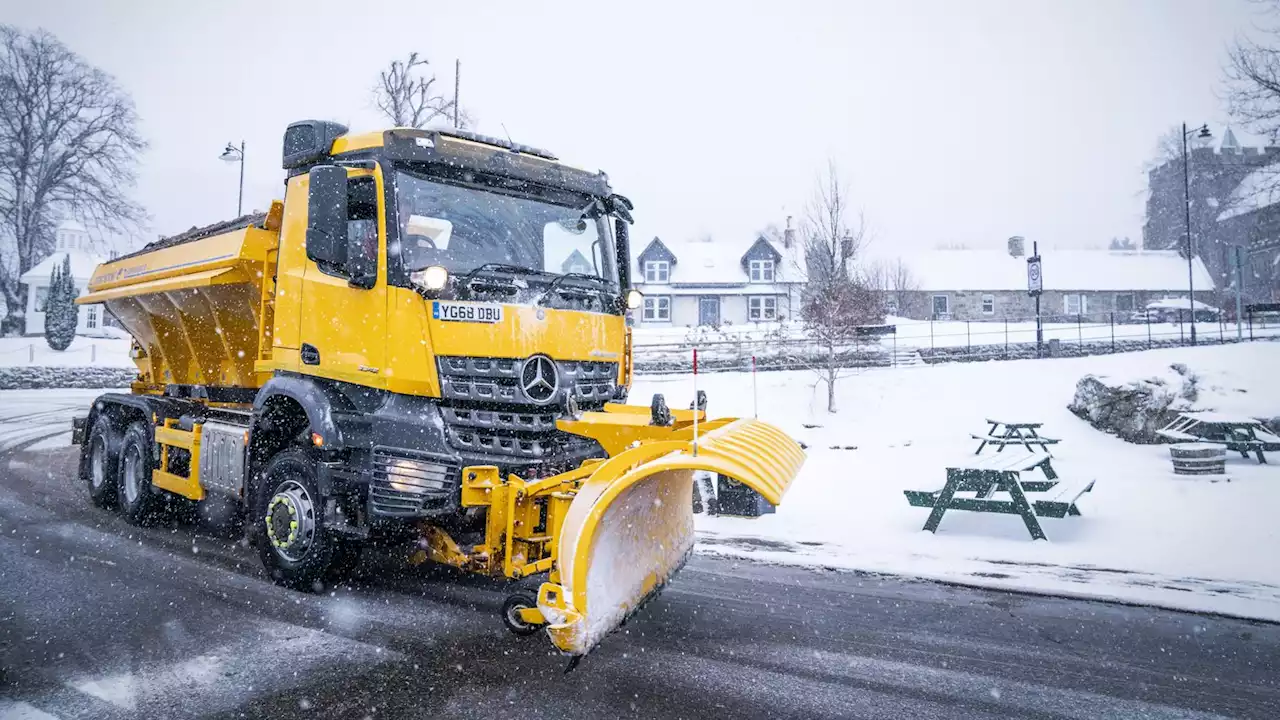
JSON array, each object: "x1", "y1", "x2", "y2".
[
  {"x1": 973, "y1": 419, "x2": 1061, "y2": 455},
  {"x1": 1158, "y1": 412, "x2": 1280, "y2": 464},
  {"x1": 904, "y1": 465, "x2": 1093, "y2": 540}
]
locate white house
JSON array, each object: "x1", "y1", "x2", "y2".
[
  {"x1": 632, "y1": 224, "x2": 807, "y2": 327},
  {"x1": 20, "y1": 222, "x2": 108, "y2": 336}
]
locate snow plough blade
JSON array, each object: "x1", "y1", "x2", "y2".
[{"x1": 536, "y1": 417, "x2": 806, "y2": 656}]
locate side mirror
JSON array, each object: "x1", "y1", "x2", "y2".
[{"x1": 306, "y1": 165, "x2": 349, "y2": 270}]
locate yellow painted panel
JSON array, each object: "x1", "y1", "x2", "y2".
[
  {"x1": 426, "y1": 303, "x2": 626, "y2": 364},
  {"x1": 152, "y1": 469, "x2": 204, "y2": 500}
]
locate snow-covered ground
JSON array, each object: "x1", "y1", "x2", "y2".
[
  {"x1": 634, "y1": 341, "x2": 1280, "y2": 622},
  {"x1": 0, "y1": 334, "x2": 133, "y2": 368},
  {"x1": 6, "y1": 343, "x2": 1279, "y2": 622}
]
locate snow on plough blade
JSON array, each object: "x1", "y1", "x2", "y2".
[{"x1": 536, "y1": 416, "x2": 806, "y2": 656}]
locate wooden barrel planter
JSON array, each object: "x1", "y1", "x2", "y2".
[{"x1": 1170, "y1": 443, "x2": 1227, "y2": 476}]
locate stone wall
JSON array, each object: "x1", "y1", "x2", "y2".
[{"x1": 0, "y1": 366, "x2": 135, "y2": 390}]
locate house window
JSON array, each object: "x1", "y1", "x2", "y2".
[
  {"x1": 642, "y1": 296, "x2": 670, "y2": 322},
  {"x1": 748, "y1": 259, "x2": 774, "y2": 282},
  {"x1": 85, "y1": 305, "x2": 98, "y2": 329},
  {"x1": 982, "y1": 294, "x2": 995, "y2": 315},
  {"x1": 748, "y1": 296, "x2": 777, "y2": 321},
  {"x1": 1115, "y1": 293, "x2": 1135, "y2": 312},
  {"x1": 932, "y1": 294, "x2": 949, "y2": 317},
  {"x1": 1064, "y1": 294, "x2": 1088, "y2": 315},
  {"x1": 644, "y1": 261, "x2": 670, "y2": 283},
  {"x1": 34, "y1": 287, "x2": 49, "y2": 313}
]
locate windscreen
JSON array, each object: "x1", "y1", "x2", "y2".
[{"x1": 393, "y1": 169, "x2": 617, "y2": 284}]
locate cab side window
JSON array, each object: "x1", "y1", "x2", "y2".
[{"x1": 346, "y1": 177, "x2": 379, "y2": 277}]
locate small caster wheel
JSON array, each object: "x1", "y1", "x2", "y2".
[{"x1": 502, "y1": 591, "x2": 543, "y2": 636}]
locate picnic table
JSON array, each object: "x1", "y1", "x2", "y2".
[
  {"x1": 904, "y1": 448, "x2": 1093, "y2": 540},
  {"x1": 972, "y1": 419, "x2": 1061, "y2": 455},
  {"x1": 1157, "y1": 411, "x2": 1280, "y2": 464}
]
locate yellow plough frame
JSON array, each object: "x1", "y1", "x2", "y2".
[{"x1": 412, "y1": 402, "x2": 806, "y2": 657}]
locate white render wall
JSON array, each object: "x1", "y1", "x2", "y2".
[{"x1": 24, "y1": 280, "x2": 102, "y2": 336}]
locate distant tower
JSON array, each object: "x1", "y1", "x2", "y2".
[{"x1": 1220, "y1": 126, "x2": 1241, "y2": 155}]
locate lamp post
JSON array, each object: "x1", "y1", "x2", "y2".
[
  {"x1": 1181, "y1": 123, "x2": 1211, "y2": 345},
  {"x1": 219, "y1": 141, "x2": 246, "y2": 217}
]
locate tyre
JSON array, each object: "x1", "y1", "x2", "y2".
[
  {"x1": 501, "y1": 591, "x2": 543, "y2": 636},
  {"x1": 85, "y1": 414, "x2": 122, "y2": 509},
  {"x1": 117, "y1": 421, "x2": 163, "y2": 526},
  {"x1": 253, "y1": 447, "x2": 351, "y2": 590}
]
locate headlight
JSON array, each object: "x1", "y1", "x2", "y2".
[
  {"x1": 626, "y1": 289, "x2": 643, "y2": 309},
  {"x1": 410, "y1": 265, "x2": 449, "y2": 291}
]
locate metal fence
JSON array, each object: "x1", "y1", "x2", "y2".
[{"x1": 632, "y1": 308, "x2": 1280, "y2": 374}]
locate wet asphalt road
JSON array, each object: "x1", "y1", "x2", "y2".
[{"x1": 1, "y1": 397, "x2": 1278, "y2": 719}]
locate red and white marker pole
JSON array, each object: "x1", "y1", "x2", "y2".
[
  {"x1": 692, "y1": 347, "x2": 699, "y2": 457},
  {"x1": 752, "y1": 354, "x2": 758, "y2": 419}
]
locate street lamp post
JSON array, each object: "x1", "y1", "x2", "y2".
[
  {"x1": 1181, "y1": 123, "x2": 1211, "y2": 345},
  {"x1": 219, "y1": 141, "x2": 246, "y2": 217}
]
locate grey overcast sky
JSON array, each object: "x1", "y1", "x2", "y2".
[{"x1": 0, "y1": 0, "x2": 1264, "y2": 255}]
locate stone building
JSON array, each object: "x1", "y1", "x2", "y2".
[
  {"x1": 894, "y1": 238, "x2": 1215, "y2": 322},
  {"x1": 1143, "y1": 127, "x2": 1280, "y2": 297}
]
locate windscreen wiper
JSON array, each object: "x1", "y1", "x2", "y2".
[
  {"x1": 535, "y1": 273, "x2": 612, "y2": 306},
  {"x1": 457, "y1": 263, "x2": 553, "y2": 287}
]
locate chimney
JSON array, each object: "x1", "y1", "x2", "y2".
[
  {"x1": 1007, "y1": 236, "x2": 1025, "y2": 258},
  {"x1": 783, "y1": 215, "x2": 795, "y2": 249}
]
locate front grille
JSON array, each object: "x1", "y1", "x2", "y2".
[
  {"x1": 370, "y1": 446, "x2": 456, "y2": 516},
  {"x1": 437, "y1": 356, "x2": 619, "y2": 407},
  {"x1": 435, "y1": 355, "x2": 618, "y2": 462}
]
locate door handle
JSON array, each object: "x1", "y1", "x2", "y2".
[{"x1": 301, "y1": 343, "x2": 320, "y2": 365}]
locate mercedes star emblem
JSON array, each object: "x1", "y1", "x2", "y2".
[{"x1": 520, "y1": 355, "x2": 559, "y2": 403}]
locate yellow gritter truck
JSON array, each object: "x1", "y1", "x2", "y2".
[{"x1": 71, "y1": 121, "x2": 805, "y2": 657}]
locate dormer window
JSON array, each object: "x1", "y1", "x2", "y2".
[
  {"x1": 644, "y1": 260, "x2": 670, "y2": 283},
  {"x1": 749, "y1": 259, "x2": 774, "y2": 282}
]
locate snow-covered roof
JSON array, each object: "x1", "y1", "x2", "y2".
[
  {"x1": 636, "y1": 237, "x2": 806, "y2": 286},
  {"x1": 1145, "y1": 297, "x2": 1219, "y2": 311},
  {"x1": 899, "y1": 249, "x2": 1215, "y2": 292},
  {"x1": 1218, "y1": 162, "x2": 1280, "y2": 221},
  {"x1": 19, "y1": 250, "x2": 104, "y2": 284}
]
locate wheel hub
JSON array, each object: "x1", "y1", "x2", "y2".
[
  {"x1": 90, "y1": 437, "x2": 106, "y2": 489},
  {"x1": 265, "y1": 481, "x2": 316, "y2": 561},
  {"x1": 122, "y1": 447, "x2": 142, "y2": 503}
]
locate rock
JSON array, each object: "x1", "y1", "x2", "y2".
[{"x1": 1068, "y1": 367, "x2": 1199, "y2": 444}]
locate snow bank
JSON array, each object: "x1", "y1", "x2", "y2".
[
  {"x1": 0, "y1": 335, "x2": 133, "y2": 368},
  {"x1": 633, "y1": 342, "x2": 1280, "y2": 622}
]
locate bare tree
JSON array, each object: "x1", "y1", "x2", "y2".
[
  {"x1": 0, "y1": 26, "x2": 145, "y2": 334},
  {"x1": 1226, "y1": 1, "x2": 1280, "y2": 142},
  {"x1": 800, "y1": 162, "x2": 881, "y2": 413},
  {"x1": 864, "y1": 257, "x2": 919, "y2": 317},
  {"x1": 373, "y1": 52, "x2": 463, "y2": 129}
]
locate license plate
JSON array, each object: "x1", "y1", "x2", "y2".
[{"x1": 432, "y1": 301, "x2": 504, "y2": 324}]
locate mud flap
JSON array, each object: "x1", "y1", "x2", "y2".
[{"x1": 537, "y1": 418, "x2": 805, "y2": 656}]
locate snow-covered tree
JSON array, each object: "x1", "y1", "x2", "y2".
[{"x1": 44, "y1": 255, "x2": 78, "y2": 351}]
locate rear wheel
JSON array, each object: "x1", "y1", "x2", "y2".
[
  {"x1": 254, "y1": 447, "x2": 353, "y2": 590},
  {"x1": 117, "y1": 421, "x2": 163, "y2": 525},
  {"x1": 85, "y1": 415, "x2": 122, "y2": 509}
]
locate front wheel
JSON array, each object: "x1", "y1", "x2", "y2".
[
  {"x1": 501, "y1": 591, "x2": 544, "y2": 636},
  {"x1": 253, "y1": 447, "x2": 352, "y2": 590}
]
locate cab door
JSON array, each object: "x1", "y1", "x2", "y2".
[{"x1": 298, "y1": 167, "x2": 388, "y2": 388}]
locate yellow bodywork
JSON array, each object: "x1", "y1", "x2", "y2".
[{"x1": 74, "y1": 125, "x2": 805, "y2": 658}]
